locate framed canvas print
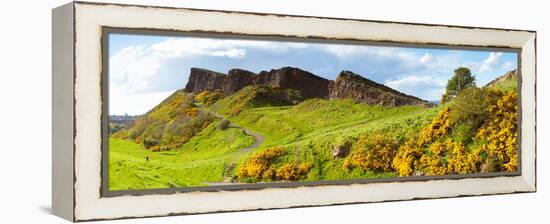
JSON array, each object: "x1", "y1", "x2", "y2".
[{"x1": 52, "y1": 1, "x2": 537, "y2": 222}]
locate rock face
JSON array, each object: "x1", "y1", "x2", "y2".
[
  {"x1": 256, "y1": 67, "x2": 330, "y2": 99},
  {"x1": 184, "y1": 68, "x2": 226, "y2": 93},
  {"x1": 329, "y1": 71, "x2": 433, "y2": 107},
  {"x1": 183, "y1": 67, "x2": 433, "y2": 107},
  {"x1": 331, "y1": 143, "x2": 350, "y2": 158},
  {"x1": 186, "y1": 67, "x2": 331, "y2": 99},
  {"x1": 223, "y1": 69, "x2": 257, "y2": 94}
]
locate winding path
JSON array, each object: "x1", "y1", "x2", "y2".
[
  {"x1": 199, "y1": 107, "x2": 266, "y2": 185},
  {"x1": 207, "y1": 109, "x2": 265, "y2": 154}
]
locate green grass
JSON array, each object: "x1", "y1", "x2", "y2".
[
  {"x1": 490, "y1": 76, "x2": 518, "y2": 92},
  {"x1": 109, "y1": 120, "x2": 255, "y2": 190}
]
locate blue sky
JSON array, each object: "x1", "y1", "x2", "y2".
[{"x1": 109, "y1": 33, "x2": 517, "y2": 115}]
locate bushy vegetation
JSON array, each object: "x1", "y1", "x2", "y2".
[
  {"x1": 213, "y1": 85, "x2": 303, "y2": 116},
  {"x1": 389, "y1": 86, "x2": 518, "y2": 177},
  {"x1": 476, "y1": 91, "x2": 518, "y2": 172},
  {"x1": 112, "y1": 90, "x2": 216, "y2": 151},
  {"x1": 237, "y1": 147, "x2": 286, "y2": 180},
  {"x1": 195, "y1": 90, "x2": 224, "y2": 106},
  {"x1": 343, "y1": 134, "x2": 398, "y2": 172},
  {"x1": 236, "y1": 147, "x2": 313, "y2": 182}
]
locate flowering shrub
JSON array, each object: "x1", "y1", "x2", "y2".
[
  {"x1": 418, "y1": 141, "x2": 448, "y2": 176},
  {"x1": 446, "y1": 142, "x2": 481, "y2": 174},
  {"x1": 194, "y1": 90, "x2": 224, "y2": 105},
  {"x1": 237, "y1": 147, "x2": 286, "y2": 180},
  {"x1": 391, "y1": 89, "x2": 518, "y2": 177},
  {"x1": 391, "y1": 140, "x2": 423, "y2": 176},
  {"x1": 476, "y1": 91, "x2": 518, "y2": 172},
  {"x1": 276, "y1": 162, "x2": 313, "y2": 180},
  {"x1": 183, "y1": 107, "x2": 199, "y2": 118},
  {"x1": 343, "y1": 134, "x2": 397, "y2": 172},
  {"x1": 419, "y1": 107, "x2": 454, "y2": 145},
  {"x1": 392, "y1": 108, "x2": 454, "y2": 176},
  {"x1": 392, "y1": 107, "x2": 483, "y2": 176},
  {"x1": 237, "y1": 147, "x2": 314, "y2": 181}
]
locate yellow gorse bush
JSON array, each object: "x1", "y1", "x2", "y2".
[
  {"x1": 392, "y1": 108, "x2": 454, "y2": 176},
  {"x1": 476, "y1": 91, "x2": 518, "y2": 172},
  {"x1": 194, "y1": 90, "x2": 224, "y2": 105},
  {"x1": 343, "y1": 134, "x2": 397, "y2": 172},
  {"x1": 446, "y1": 142, "x2": 482, "y2": 174},
  {"x1": 183, "y1": 107, "x2": 199, "y2": 118},
  {"x1": 419, "y1": 141, "x2": 448, "y2": 176},
  {"x1": 391, "y1": 140, "x2": 423, "y2": 176},
  {"x1": 419, "y1": 107, "x2": 454, "y2": 145},
  {"x1": 237, "y1": 147, "x2": 314, "y2": 181},
  {"x1": 237, "y1": 147, "x2": 286, "y2": 179},
  {"x1": 390, "y1": 89, "x2": 518, "y2": 177},
  {"x1": 392, "y1": 107, "x2": 483, "y2": 176},
  {"x1": 276, "y1": 162, "x2": 313, "y2": 180}
]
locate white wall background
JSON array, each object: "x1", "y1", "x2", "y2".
[{"x1": 0, "y1": 0, "x2": 546, "y2": 223}]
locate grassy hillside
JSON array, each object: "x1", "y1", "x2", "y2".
[
  {"x1": 488, "y1": 74, "x2": 518, "y2": 92},
  {"x1": 213, "y1": 94, "x2": 440, "y2": 181},
  {"x1": 110, "y1": 80, "x2": 518, "y2": 190},
  {"x1": 109, "y1": 119, "x2": 255, "y2": 190},
  {"x1": 113, "y1": 90, "x2": 217, "y2": 151},
  {"x1": 111, "y1": 85, "x2": 441, "y2": 189}
]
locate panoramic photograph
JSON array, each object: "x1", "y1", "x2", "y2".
[{"x1": 107, "y1": 33, "x2": 519, "y2": 191}]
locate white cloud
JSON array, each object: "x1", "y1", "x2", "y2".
[
  {"x1": 111, "y1": 37, "x2": 311, "y2": 95},
  {"x1": 385, "y1": 75, "x2": 447, "y2": 101},
  {"x1": 210, "y1": 49, "x2": 246, "y2": 58},
  {"x1": 502, "y1": 61, "x2": 515, "y2": 70},
  {"x1": 110, "y1": 46, "x2": 162, "y2": 93},
  {"x1": 419, "y1": 53, "x2": 434, "y2": 64},
  {"x1": 321, "y1": 45, "x2": 416, "y2": 61},
  {"x1": 320, "y1": 45, "x2": 423, "y2": 72},
  {"x1": 479, "y1": 52, "x2": 503, "y2": 72},
  {"x1": 109, "y1": 37, "x2": 310, "y2": 115}
]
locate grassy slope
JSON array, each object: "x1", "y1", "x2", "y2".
[
  {"x1": 489, "y1": 75, "x2": 518, "y2": 93},
  {"x1": 109, "y1": 120, "x2": 255, "y2": 190},
  {"x1": 213, "y1": 87, "x2": 441, "y2": 181}
]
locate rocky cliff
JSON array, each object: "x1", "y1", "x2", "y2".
[
  {"x1": 329, "y1": 71, "x2": 433, "y2": 107},
  {"x1": 184, "y1": 68, "x2": 226, "y2": 93},
  {"x1": 183, "y1": 67, "x2": 433, "y2": 107},
  {"x1": 223, "y1": 69, "x2": 257, "y2": 94},
  {"x1": 255, "y1": 67, "x2": 330, "y2": 99},
  {"x1": 186, "y1": 67, "x2": 331, "y2": 99}
]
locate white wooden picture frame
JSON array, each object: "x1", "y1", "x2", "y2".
[{"x1": 52, "y1": 1, "x2": 536, "y2": 221}]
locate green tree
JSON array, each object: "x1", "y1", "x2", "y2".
[{"x1": 441, "y1": 67, "x2": 476, "y2": 103}]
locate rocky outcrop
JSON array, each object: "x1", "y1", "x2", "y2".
[
  {"x1": 223, "y1": 69, "x2": 257, "y2": 94},
  {"x1": 329, "y1": 71, "x2": 433, "y2": 107},
  {"x1": 331, "y1": 143, "x2": 351, "y2": 158},
  {"x1": 183, "y1": 67, "x2": 433, "y2": 107},
  {"x1": 184, "y1": 68, "x2": 226, "y2": 93},
  {"x1": 185, "y1": 67, "x2": 331, "y2": 99},
  {"x1": 255, "y1": 67, "x2": 330, "y2": 99}
]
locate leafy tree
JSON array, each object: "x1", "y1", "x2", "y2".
[
  {"x1": 441, "y1": 67, "x2": 476, "y2": 103},
  {"x1": 450, "y1": 87, "x2": 488, "y2": 124}
]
